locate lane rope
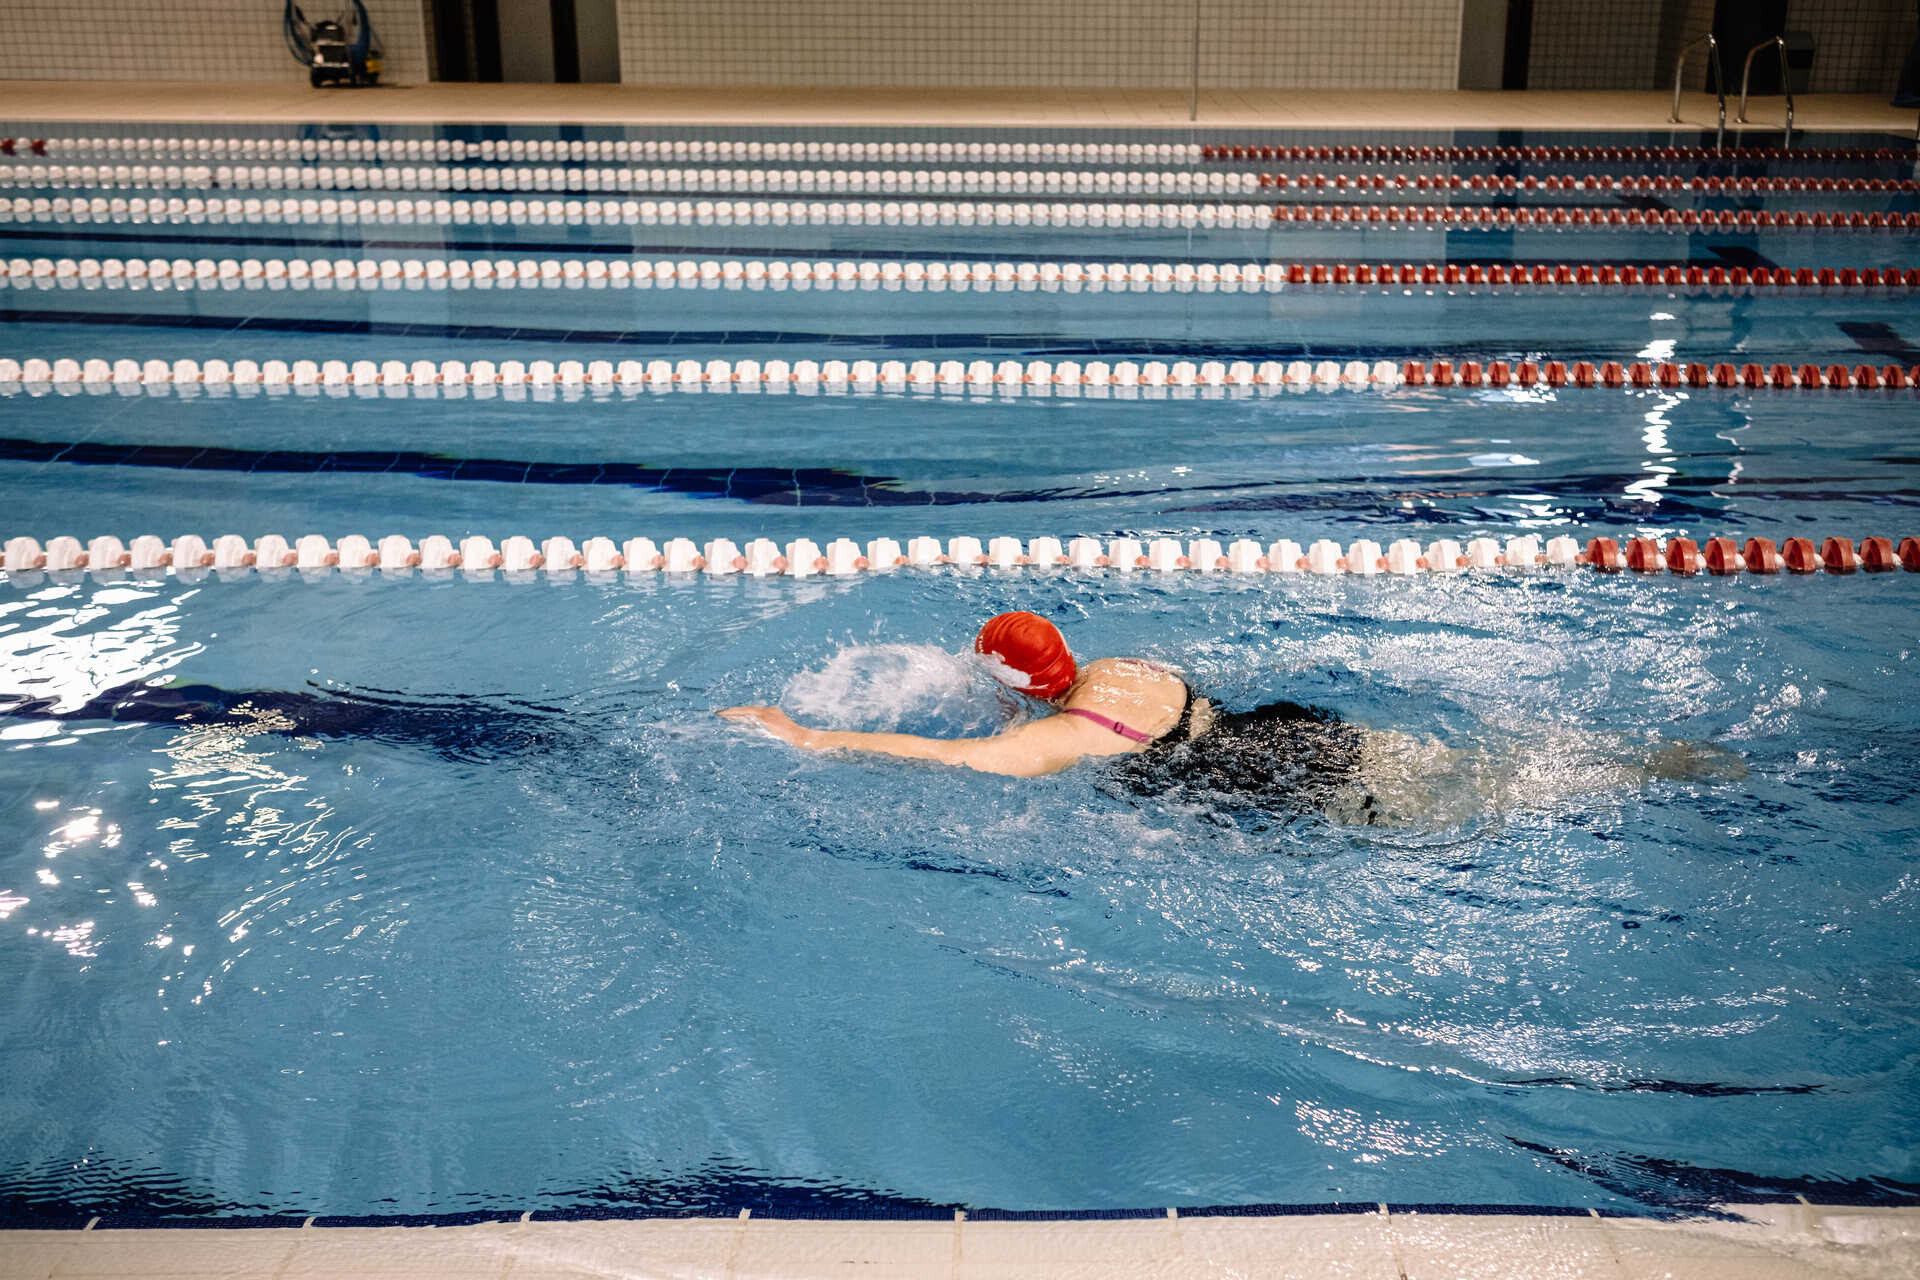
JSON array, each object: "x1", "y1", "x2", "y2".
[
  {"x1": 12, "y1": 162, "x2": 1913, "y2": 199},
  {"x1": 4, "y1": 355, "x2": 1916, "y2": 394},
  {"x1": 4, "y1": 193, "x2": 1907, "y2": 232},
  {"x1": 4, "y1": 533, "x2": 1914, "y2": 579},
  {"x1": 6, "y1": 253, "x2": 1916, "y2": 295},
  {"x1": 0, "y1": 193, "x2": 1273, "y2": 230},
  {"x1": 0, "y1": 163, "x2": 1266, "y2": 197},
  {"x1": 1, "y1": 135, "x2": 1204, "y2": 164},
  {"x1": 8, "y1": 135, "x2": 1911, "y2": 167},
  {"x1": 1201, "y1": 141, "x2": 1913, "y2": 165},
  {"x1": 1251, "y1": 171, "x2": 1919, "y2": 194}
]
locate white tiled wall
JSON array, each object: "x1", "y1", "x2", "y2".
[
  {"x1": 615, "y1": 0, "x2": 1463, "y2": 89},
  {"x1": 1527, "y1": 0, "x2": 1666, "y2": 90},
  {"x1": 1784, "y1": 0, "x2": 1918, "y2": 94},
  {"x1": 0, "y1": 0, "x2": 431, "y2": 83},
  {"x1": 1529, "y1": 0, "x2": 1918, "y2": 94}
]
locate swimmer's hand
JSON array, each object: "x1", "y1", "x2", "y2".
[{"x1": 717, "y1": 705, "x2": 818, "y2": 748}]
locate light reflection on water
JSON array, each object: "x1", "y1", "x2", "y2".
[
  {"x1": 2, "y1": 564, "x2": 1910, "y2": 1218},
  {"x1": 0, "y1": 498, "x2": 1912, "y2": 1220}
]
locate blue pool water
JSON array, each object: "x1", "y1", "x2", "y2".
[{"x1": 1, "y1": 124, "x2": 1918, "y2": 1222}]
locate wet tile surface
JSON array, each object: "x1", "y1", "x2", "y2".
[{"x1": 4, "y1": 1208, "x2": 1919, "y2": 1280}]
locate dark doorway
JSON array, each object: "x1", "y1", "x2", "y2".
[
  {"x1": 431, "y1": 0, "x2": 504, "y2": 82},
  {"x1": 429, "y1": 0, "x2": 617, "y2": 82},
  {"x1": 1710, "y1": 0, "x2": 1790, "y2": 95},
  {"x1": 1502, "y1": 0, "x2": 1534, "y2": 90}
]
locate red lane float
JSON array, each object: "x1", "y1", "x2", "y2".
[
  {"x1": 1782, "y1": 538, "x2": 1821, "y2": 573},
  {"x1": 1665, "y1": 538, "x2": 1703, "y2": 575},
  {"x1": 1393, "y1": 359, "x2": 1919, "y2": 391},
  {"x1": 1742, "y1": 539, "x2": 1781, "y2": 573},
  {"x1": 1253, "y1": 171, "x2": 1920, "y2": 194},
  {"x1": 1625, "y1": 537, "x2": 1663, "y2": 572},
  {"x1": 1202, "y1": 142, "x2": 1913, "y2": 165},
  {"x1": 1268, "y1": 203, "x2": 1916, "y2": 231},
  {"x1": 1262, "y1": 257, "x2": 1918, "y2": 293},
  {"x1": 1704, "y1": 538, "x2": 1741, "y2": 574}
]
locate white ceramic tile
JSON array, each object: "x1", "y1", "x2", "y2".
[
  {"x1": 613, "y1": 0, "x2": 1463, "y2": 90},
  {"x1": 497, "y1": 1219, "x2": 737, "y2": 1275},
  {"x1": 278, "y1": 1225, "x2": 513, "y2": 1277},
  {"x1": 0, "y1": 1231, "x2": 75, "y2": 1280},
  {"x1": 49, "y1": 1231, "x2": 300, "y2": 1277},
  {"x1": 957, "y1": 1219, "x2": 1180, "y2": 1279},
  {"x1": 733, "y1": 1219, "x2": 955, "y2": 1276},
  {"x1": 1388, "y1": 1215, "x2": 1626, "y2": 1280},
  {"x1": 1176, "y1": 1215, "x2": 1404, "y2": 1280}
]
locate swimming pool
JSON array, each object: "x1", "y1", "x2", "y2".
[{"x1": 1, "y1": 123, "x2": 1917, "y2": 1224}]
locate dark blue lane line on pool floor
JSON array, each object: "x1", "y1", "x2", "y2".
[
  {"x1": 0, "y1": 225, "x2": 1801, "y2": 265},
  {"x1": 4, "y1": 435, "x2": 1914, "y2": 519},
  {"x1": 0, "y1": 436, "x2": 965, "y2": 505},
  {"x1": 0, "y1": 305, "x2": 1429, "y2": 358},
  {"x1": 1841, "y1": 320, "x2": 1920, "y2": 361}
]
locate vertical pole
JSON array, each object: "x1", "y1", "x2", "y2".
[{"x1": 1189, "y1": 0, "x2": 1201, "y2": 122}]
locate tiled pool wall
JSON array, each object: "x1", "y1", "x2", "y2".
[{"x1": 4, "y1": 0, "x2": 1913, "y2": 94}]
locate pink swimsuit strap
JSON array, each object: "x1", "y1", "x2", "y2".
[{"x1": 1063, "y1": 707, "x2": 1154, "y2": 744}]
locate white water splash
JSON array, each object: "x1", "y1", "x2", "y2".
[{"x1": 782, "y1": 643, "x2": 1027, "y2": 735}]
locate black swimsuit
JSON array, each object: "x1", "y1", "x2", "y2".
[{"x1": 1108, "y1": 677, "x2": 1371, "y2": 820}]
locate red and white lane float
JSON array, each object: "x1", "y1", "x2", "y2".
[
  {"x1": 11, "y1": 134, "x2": 1912, "y2": 167},
  {"x1": 9, "y1": 254, "x2": 1919, "y2": 298},
  {"x1": 3, "y1": 533, "x2": 1915, "y2": 584},
  {"x1": 6, "y1": 354, "x2": 1920, "y2": 397},
  {"x1": 15, "y1": 159, "x2": 1914, "y2": 200},
  {"x1": 3, "y1": 193, "x2": 1909, "y2": 232}
]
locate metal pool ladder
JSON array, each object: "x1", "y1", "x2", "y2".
[
  {"x1": 1670, "y1": 33, "x2": 1727, "y2": 151},
  {"x1": 1737, "y1": 35, "x2": 1795, "y2": 145}
]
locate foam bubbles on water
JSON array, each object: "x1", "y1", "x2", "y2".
[{"x1": 782, "y1": 643, "x2": 1029, "y2": 736}]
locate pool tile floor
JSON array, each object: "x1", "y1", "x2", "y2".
[{"x1": 3, "y1": 1205, "x2": 1916, "y2": 1279}]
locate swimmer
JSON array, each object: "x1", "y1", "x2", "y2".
[
  {"x1": 718, "y1": 611, "x2": 1747, "y2": 825},
  {"x1": 719, "y1": 610, "x2": 1379, "y2": 817}
]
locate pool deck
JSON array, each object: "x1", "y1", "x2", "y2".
[
  {"x1": 0, "y1": 82, "x2": 1915, "y2": 134},
  {"x1": 3, "y1": 1203, "x2": 1918, "y2": 1279}
]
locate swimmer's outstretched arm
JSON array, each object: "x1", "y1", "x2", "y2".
[{"x1": 716, "y1": 705, "x2": 1088, "y2": 777}]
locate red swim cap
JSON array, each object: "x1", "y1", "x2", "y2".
[{"x1": 975, "y1": 611, "x2": 1077, "y2": 700}]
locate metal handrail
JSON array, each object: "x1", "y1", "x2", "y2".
[
  {"x1": 1670, "y1": 34, "x2": 1727, "y2": 150},
  {"x1": 1738, "y1": 36, "x2": 1795, "y2": 144}
]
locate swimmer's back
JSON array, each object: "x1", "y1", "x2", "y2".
[
  {"x1": 1054, "y1": 658, "x2": 1194, "y2": 755},
  {"x1": 1107, "y1": 697, "x2": 1368, "y2": 817}
]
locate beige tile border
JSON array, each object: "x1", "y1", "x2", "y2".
[
  {"x1": 0, "y1": 83, "x2": 1915, "y2": 133},
  {"x1": 3, "y1": 1205, "x2": 1915, "y2": 1280}
]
